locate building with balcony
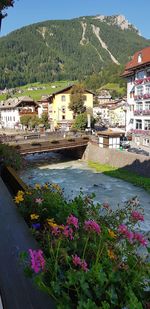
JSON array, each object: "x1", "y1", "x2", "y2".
[
  {"x1": 0, "y1": 96, "x2": 38, "y2": 129},
  {"x1": 122, "y1": 46, "x2": 150, "y2": 148}
]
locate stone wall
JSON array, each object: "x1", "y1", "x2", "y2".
[{"x1": 83, "y1": 142, "x2": 150, "y2": 177}]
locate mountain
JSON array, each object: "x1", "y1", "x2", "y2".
[{"x1": 0, "y1": 14, "x2": 150, "y2": 89}]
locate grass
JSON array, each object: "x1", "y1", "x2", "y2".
[
  {"x1": 0, "y1": 80, "x2": 76, "y2": 101},
  {"x1": 88, "y1": 161, "x2": 150, "y2": 193}
]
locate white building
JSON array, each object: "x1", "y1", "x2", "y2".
[
  {"x1": 0, "y1": 96, "x2": 38, "y2": 129},
  {"x1": 122, "y1": 46, "x2": 150, "y2": 148}
]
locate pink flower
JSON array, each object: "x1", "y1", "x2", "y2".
[
  {"x1": 72, "y1": 254, "x2": 81, "y2": 266},
  {"x1": 72, "y1": 255, "x2": 88, "y2": 272},
  {"x1": 125, "y1": 230, "x2": 134, "y2": 243},
  {"x1": 67, "y1": 214, "x2": 79, "y2": 229},
  {"x1": 35, "y1": 198, "x2": 43, "y2": 204},
  {"x1": 131, "y1": 211, "x2": 144, "y2": 222},
  {"x1": 80, "y1": 260, "x2": 88, "y2": 272},
  {"x1": 63, "y1": 225, "x2": 74, "y2": 240},
  {"x1": 134, "y1": 232, "x2": 148, "y2": 247},
  {"x1": 118, "y1": 224, "x2": 128, "y2": 234},
  {"x1": 84, "y1": 220, "x2": 101, "y2": 234},
  {"x1": 51, "y1": 226, "x2": 61, "y2": 236},
  {"x1": 29, "y1": 249, "x2": 45, "y2": 273}
]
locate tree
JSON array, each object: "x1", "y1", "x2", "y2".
[
  {"x1": 0, "y1": 0, "x2": 14, "y2": 29},
  {"x1": 39, "y1": 112, "x2": 49, "y2": 129},
  {"x1": 20, "y1": 115, "x2": 32, "y2": 127},
  {"x1": 72, "y1": 113, "x2": 87, "y2": 131},
  {"x1": 69, "y1": 84, "x2": 86, "y2": 115}
]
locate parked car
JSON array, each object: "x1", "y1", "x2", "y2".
[
  {"x1": 127, "y1": 147, "x2": 150, "y2": 156},
  {"x1": 120, "y1": 137, "x2": 130, "y2": 149}
]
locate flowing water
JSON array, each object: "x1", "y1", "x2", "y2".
[{"x1": 20, "y1": 152, "x2": 150, "y2": 233}]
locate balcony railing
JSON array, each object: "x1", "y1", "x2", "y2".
[
  {"x1": 134, "y1": 76, "x2": 150, "y2": 85},
  {"x1": 134, "y1": 110, "x2": 150, "y2": 116},
  {"x1": 131, "y1": 129, "x2": 150, "y2": 135},
  {"x1": 134, "y1": 93, "x2": 150, "y2": 100},
  {"x1": 19, "y1": 110, "x2": 38, "y2": 115}
]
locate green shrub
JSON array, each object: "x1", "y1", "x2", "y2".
[{"x1": 0, "y1": 144, "x2": 22, "y2": 170}]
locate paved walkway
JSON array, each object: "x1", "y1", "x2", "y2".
[{"x1": 0, "y1": 177, "x2": 55, "y2": 309}]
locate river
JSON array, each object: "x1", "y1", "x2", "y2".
[{"x1": 20, "y1": 152, "x2": 150, "y2": 233}]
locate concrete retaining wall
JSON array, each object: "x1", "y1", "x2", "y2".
[{"x1": 83, "y1": 142, "x2": 150, "y2": 177}]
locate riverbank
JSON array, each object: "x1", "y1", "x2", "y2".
[{"x1": 88, "y1": 161, "x2": 150, "y2": 193}]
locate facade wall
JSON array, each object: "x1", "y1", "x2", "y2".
[
  {"x1": 83, "y1": 142, "x2": 150, "y2": 177},
  {"x1": 51, "y1": 92, "x2": 93, "y2": 128},
  {"x1": 1, "y1": 109, "x2": 19, "y2": 128},
  {"x1": 126, "y1": 66, "x2": 150, "y2": 147}
]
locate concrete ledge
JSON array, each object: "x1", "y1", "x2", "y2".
[
  {"x1": 0, "y1": 177, "x2": 55, "y2": 309},
  {"x1": 1, "y1": 165, "x2": 28, "y2": 196}
]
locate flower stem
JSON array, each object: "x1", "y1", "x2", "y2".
[{"x1": 82, "y1": 234, "x2": 89, "y2": 260}]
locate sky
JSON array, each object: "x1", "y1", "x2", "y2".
[{"x1": 1, "y1": 0, "x2": 150, "y2": 39}]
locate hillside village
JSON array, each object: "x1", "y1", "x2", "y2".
[{"x1": 0, "y1": 46, "x2": 150, "y2": 152}]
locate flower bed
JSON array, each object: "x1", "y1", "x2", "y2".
[{"x1": 15, "y1": 185, "x2": 150, "y2": 308}]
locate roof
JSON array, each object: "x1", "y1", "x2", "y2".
[
  {"x1": 0, "y1": 96, "x2": 38, "y2": 109},
  {"x1": 121, "y1": 46, "x2": 150, "y2": 77},
  {"x1": 51, "y1": 85, "x2": 95, "y2": 96},
  {"x1": 97, "y1": 130, "x2": 125, "y2": 137}
]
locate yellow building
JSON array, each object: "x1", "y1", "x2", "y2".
[
  {"x1": 48, "y1": 85, "x2": 94, "y2": 130},
  {"x1": 109, "y1": 102, "x2": 126, "y2": 128}
]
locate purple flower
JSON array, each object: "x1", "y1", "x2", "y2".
[
  {"x1": 32, "y1": 223, "x2": 41, "y2": 230},
  {"x1": 29, "y1": 249, "x2": 45, "y2": 273},
  {"x1": 84, "y1": 220, "x2": 101, "y2": 234},
  {"x1": 67, "y1": 214, "x2": 79, "y2": 229}
]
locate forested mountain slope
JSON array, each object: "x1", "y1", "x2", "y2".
[{"x1": 0, "y1": 14, "x2": 149, "y2": 89}]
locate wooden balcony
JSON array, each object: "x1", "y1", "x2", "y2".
[{"x1": 19, "y1": 110, "x2": 38, "y2": 116}]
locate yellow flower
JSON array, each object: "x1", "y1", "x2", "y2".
[
  {"x1": 26, "y1": 191, "x2": 32, "y2": 195},
  {"x1": 30, "y1": 213, "x2": 39, "y2": 220},
  {"x1": 51, "y1": 183, "x2": 61, "y2": 192},
  {"x1": 47, "y1": 218, "x2": 55, "y2": 224},
  {"x1": 107, "y1": 249, "x2": 116, "y2": 260},
  {"x1": 14, "y1": 195, "x2": 24, "y2": 204},
  {"x1": 34, "y1": 184, "x2": 41, "y2": 190},
  {"x1": 108, "y1": 229, "x2": 117, "y2": 238},
  {"x1": 43, "y1": 184, "x2": 49, "y2": 189},
  {"x1": 17, "y1": 190, "x2": 24, "y2": 196}
]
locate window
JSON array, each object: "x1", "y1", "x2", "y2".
[
  {"x1": 61, "y1": 95, "x2": 66, "y2": 102},
  {"x1": 145, "y1": 84, "x2": 150, "y2": 94},
  {"x1": 137, "y1": 86, "x2": 143, "y2": 96},
  {"x1": 145, "y1": 102, "x2": 150, "y2": 110},
  {"x1": 61, "y1": 106, "x2": 66, "y2": 113},
  {"x1": 83, "y1": 95, "x2": 87, "y2": 101},
  {"x1": 136, "y1": 119, "x2": 142, "y2": 129},
  {"x1": 136, "y1": 102, "x2": 143, "y2": 110},
  {"x1": 146, "y1": 70, "x2": 150, "y2": 77},
  {"x1": 144, "y1": 120, "x2": 150, "y2": 130},
  {"x1": 137, "y1": 70, "x2": 144, "y2": 79},
  {"x1": 62, "y1": 115, "x2": 65, "y2": 120},
  {"x1": 143, "y1": 138, "x2": 149, "y2": 146},
  {"x1": 10, "y1": 116, "x2": 12, "y2": 121},
  {"x1": 138, "y1": 54, "x2": 142, "y2": 64}
]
